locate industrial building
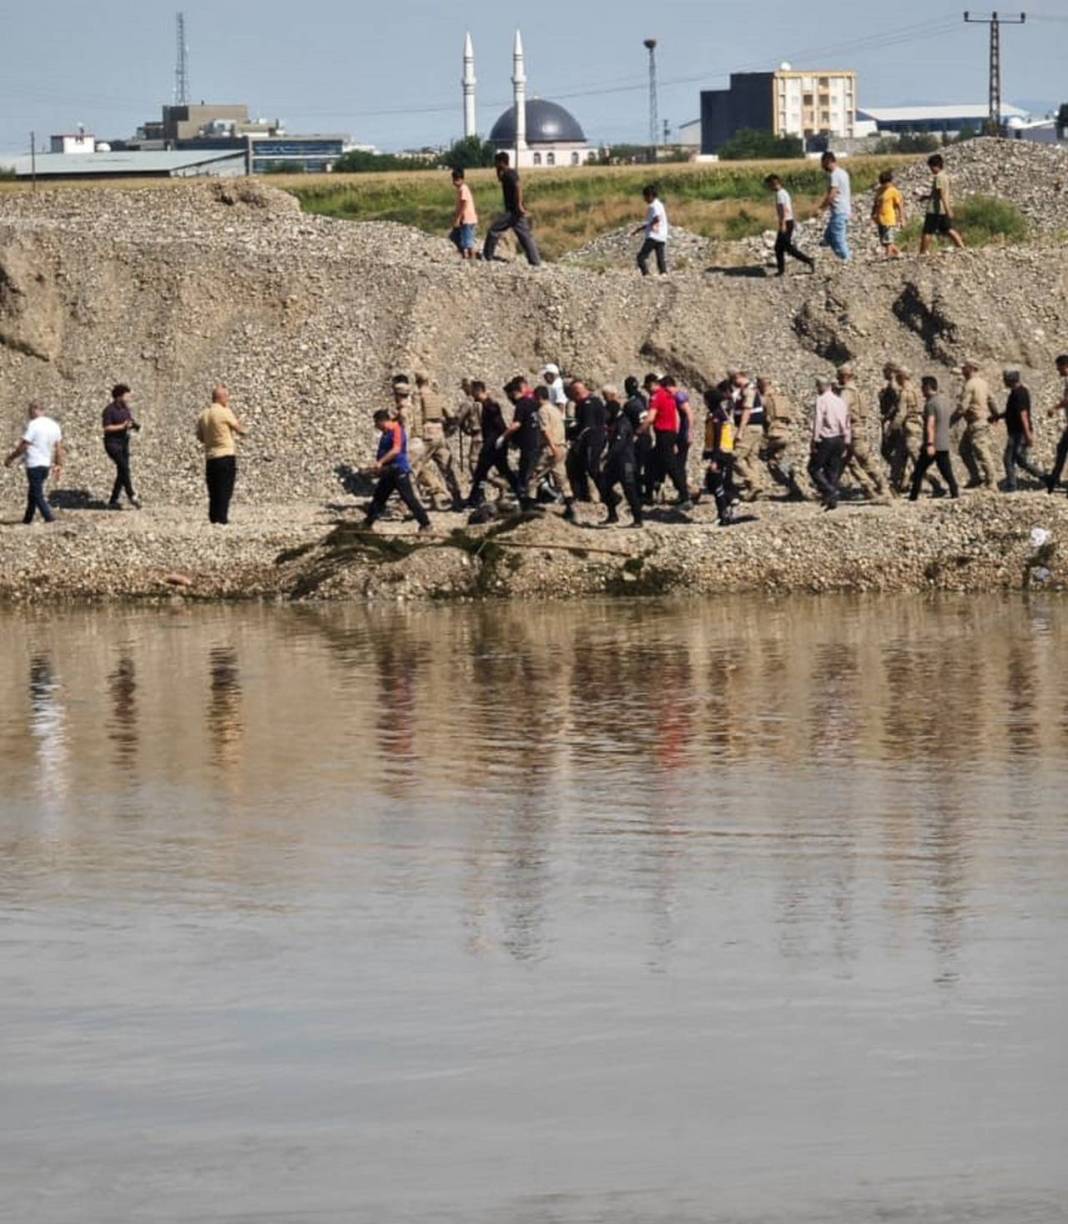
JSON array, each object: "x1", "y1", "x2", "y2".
[
  {"x1": 857, "y1": 103, "x2": 1029, "y2": 137},
  {"x1": 700, "y1": 67, "x2": 858, "y2": 154},
  {"x1": 119, "y1": 104, "x2": 351, "y2": 174},
  {"x1": 10, "y1": 148, "x2": 247, "y2": 182}
]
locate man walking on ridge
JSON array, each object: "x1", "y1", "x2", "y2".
[
  {"x1": 918, "y1": 154, "x2": 965, "y2": 255},
  {"x1": 954, "y1": 360, "x2": 998, "y2": 490},
  {"x1": 449, "y1": 167, "x2": 479, "y2": 261},
  {"x1": 196, "y1": 386, "x2": 246, "y2": 526},
  {"x1": 809, "y1": 377, "x2": 851, "y2": 510},
  {"x1": 766, "y1": 174, "x2": 814, "y2": 276},
  {"x1": 909, "y1": 376, "x2": 959, "y2": 500},
  {"x1": 818, "y1": 151, "x2": 852, "y2": 263},
  {"x1": 1046, "y1": 354, "x2": 1068, "y2": 494},
  {"x1": 102, "y1": 383, "x2": 142, "y2": 510},
  {"x1": 483, "y1": 152, "x2": 541, "y2": 266},
  {"x1": 997, "y1": 368, "x2": 1045, "y2": 492},
  {"x1": 633, "y1": 184, "x2": 669, "y2": 276},
  {"x1": 364, "y1": 410, "x2": 431, "y2": 534},
  {"x1": 5, "y1": 401, "x2": 65, "y2": 525}
]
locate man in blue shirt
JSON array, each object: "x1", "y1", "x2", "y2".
[{"x1": 363, "y1": 410, "x2": 432, "y2": 533}]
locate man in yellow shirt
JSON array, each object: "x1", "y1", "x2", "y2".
[
  {"x1": 872, "y1": 170, "x2": 905, "y2": 259},
  {"x1": 195, "y1": 385, "x2": 247, "y2": 525}
]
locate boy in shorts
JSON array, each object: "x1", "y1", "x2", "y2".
[
  {"x1": 872, "y1": 169, "x2": 905, "y2": 259},
  {"x1": 919, "y1": 154, "x2": 965, "y2": 254},
  {"x1": 449, "y1": 167, "x2": 479, "y2": 260}
]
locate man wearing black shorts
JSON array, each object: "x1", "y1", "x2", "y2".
[
  {"x1": 919, "y1": 154, "x2": 965, "y2": 254},
  {"x1": 500, "y1": 376, "x2": 544, "y2": 510}
]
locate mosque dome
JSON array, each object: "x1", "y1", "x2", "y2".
[{"x1": 489, "y1": 98, "x2": 587, "y2": 146}]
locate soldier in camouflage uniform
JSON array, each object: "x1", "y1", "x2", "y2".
[
  {"x1": 390, "y1": 375, "x2": 448, "y2": 510},
  {"x1": 891, "y1": 366, "x2": 944, "y2": 496},
  {"x1": 730, "y1": 370, "x2": 766, "y2": 501},
  {"x1": 954, "y1": 359, "x2": 999, "y2": 490},
  {"x1": 756, "y1": 376, "x2": 806, "y2": 500},
  {"x1": 837, "y1": 365, "x2": 889, "y2": 501},
  {"x1": 414, "y1": 372, "x2": 464, "y2": 510},
  {"x1": 879, "y1": 363, "x2": 902, "y2": 475}
]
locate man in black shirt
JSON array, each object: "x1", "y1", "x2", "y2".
[
  {"x1": 566, "y1": 379, "x2": 607, "y2": 503},
  {"x1": 482, "y1": 153, "x2": 542, "y2": 266},
  {"x1": 500, "y1": 376, "x2": 544, "y2": 510},
  {"x1": 465, "y1": 381, "x2": 519, "y2": 508},
  {"x1": 997, "y1": 368, "x2": 1045, "y2": 492},
  {"x1": 600, "y1": 385, "x2": 643, "y2": 527},
  {"x1": 102, "y1": 383, "x2": 142, "y2": 509},
  {"x1": 1046, "y1": 354, "x2": 1068, "y2": 494}
]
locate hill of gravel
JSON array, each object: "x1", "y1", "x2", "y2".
[{"x1": 2, "y1": 144, "x2": 1067, "y2": 510}]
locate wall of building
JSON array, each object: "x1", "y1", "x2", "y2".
[
  {"x1": 773, "y1": 71, "x2": 856, "y2": 140},
  {"x1": 700, "y1": 73, "x2": 774, "y2": 154}
]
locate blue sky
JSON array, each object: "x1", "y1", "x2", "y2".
[{"x1": 0, "y1": 0, "x2": 1063, "y2": 154}]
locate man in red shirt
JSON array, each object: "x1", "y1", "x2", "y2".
[{"x1": 644, "y1": 378, "x2": 692, "y2": 509}]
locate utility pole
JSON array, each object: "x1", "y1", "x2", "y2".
[
  {"x1": 174, "y1": 11, "x2": 190, "y2": 106},
  {"x1": 30, "y1": 131, "x2": 36, "y2": 193},
  {"x1": 644, "y1": 38, "x2": 659, "y2": 161},
  {"x1": 963, "y1": 11, "x2": 1026, "y2": 136}
]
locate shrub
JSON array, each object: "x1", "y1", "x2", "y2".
[
  {"x1": 443, "y1": 137, "x2": 498, "y2": 172},
  {"x1": 333, "y1": 149, "x2": 436, "y2": 173},
  {"x1": 718, "y1": 129, "x2": 804, "y2": 161},
  {"x1": 899, "y1": 194, "x2": 1029, "y2": 247}
]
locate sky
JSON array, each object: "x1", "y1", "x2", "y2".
[{"x1": 0, "y1": 0, "x2": 1064, "y2": 155}]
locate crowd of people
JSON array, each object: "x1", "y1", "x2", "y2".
[
  {"x1": 363, "y1": 355, "x2": 1068, "y2": 530},
  {"x1": 3, "y1": 356, "x2": 1066, "y2": 531},
  {"x1": 449, "y1": 149, "x2": 969, "y2": 274}
]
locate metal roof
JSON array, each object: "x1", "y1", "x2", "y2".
[
  {"x1": 858, "y1": 104, "x2": 1029, "y2": 123},
  {"x1": 9, "y1": 149, "x2": 246, "y2": 177}
]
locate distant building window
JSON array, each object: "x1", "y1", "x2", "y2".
[
  {"x1": 547, "y1": 151, "x2": 555, "y2": 166},
  {"x1": 533, "y1": 152, "x2": 542, "y2": 165},
  {"x1": 571, "y1": 151, "x2": 580, "y2": 165}
]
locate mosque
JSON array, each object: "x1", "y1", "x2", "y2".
[{"x1": 462, "y1": 30, "x2": 595, "y2": 168}]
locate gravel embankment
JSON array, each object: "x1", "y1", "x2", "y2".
[{"x1": 1, "y1": 493, "x2": 1063, "y2": 604}]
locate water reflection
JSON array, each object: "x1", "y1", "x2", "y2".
[{"x1": 1, "y1": 598, "x2": 1066, "y2": 1224}]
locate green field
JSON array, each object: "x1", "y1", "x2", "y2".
[{"x1": 283, "y1": 156, "x2": 918, "y2": 260}]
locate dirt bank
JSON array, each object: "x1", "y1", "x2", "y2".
[{"x1": 1, "y1": 493, "x2": 1064, "y2": 605}]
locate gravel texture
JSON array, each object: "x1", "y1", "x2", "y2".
[
  {"x1": 0, "y1": 492, "x2": 1065, "y2": 604},
  {"x1": 1, "y1": 141, "x2": 1067, "y2": 605}
]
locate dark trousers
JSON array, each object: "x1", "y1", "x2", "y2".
[
  {"x1": 105, "y1": 438, "x2": 135, "y2": 504},
  {"x1": 774, "y1": 221, "x2": 813, "y2": 275},
  {"x1": 515, "y1": 444, "x2": 541, "y2": 507},
  {"x1": 1003, "y1": 432, "x2": 1044, "y2": 491},
  {"x1": 206, "y1": 455, "x2": 237, "y2": 525},
  {"x1": 367, "y1": 467, "x2": 430, "y2": 527},
  {"x1": 908, "y1": 449, "x2": 959, "y2": 500},
  {"x1": 705, "y1": 453, "x2": 737, "y2": 523},
  {"x1": 568, "y1": 430, "x2": 604, "y2": 502},
  {"x1": 637, "y1": 432, "x2": 656, "y2": 501},
  {"x1": 468, "y1": 439, "x2": 517, "y2": 505},
  {"x1": 808, "y1": 437, "x2": 846, "y2": 505},
  {"x1": 23, "y1": 466, "x2": 54, "y2": 524},
  {"x1": 483, "y1": 212, "x2": 541, "y2": 266},
  {"x1": 600, "y1": 453, "x2": 643, "y2": 523},
  {"x1": 1049, "y1": 428, "x2": 1068, "y2": 490},
  {"x1": 637, "y1": 238, "x2": 667, "y2": 276},
  {"x1": 654, "y1": 429, "x2": 689, "y2": 501}
]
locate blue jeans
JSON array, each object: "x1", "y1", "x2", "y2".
[
  {"x1": 24, "y1": 466, "x2": 54, "y2": 523},
  {"x1": 822, "y1": 212, "x2": 851, "y2": 262}
]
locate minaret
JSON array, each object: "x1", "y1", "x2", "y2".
[
  {"x1": 462, "y1": 32, "x2": 477, "y2": 140},
  {"x1": 512, "y1": 29, "x2": 527, "y2": 156}
]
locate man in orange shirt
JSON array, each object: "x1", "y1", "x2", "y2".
[{"x1": 449, "y1": 168, "x2": 478, "y2": 261}]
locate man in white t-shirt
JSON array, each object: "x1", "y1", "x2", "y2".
[
  {"x1": 819, "y1": 151, "x2": 852, "y2": 262},
  {"x1": 633, "y1": 184, "x2": 669, "y2": 276},
  {"x1": 5, "y1": 401, "x2": 65, "y2": 524},
  {"x1": 765, "y1": 173, "x2": 814, "y2": 276}
]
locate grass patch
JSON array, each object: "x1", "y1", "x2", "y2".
[
  {"x1": 900, "y1": 194, "x2": 1029, "y2": 249},
  {"x1": 288, "y1": 156, "x2": 915, "y2": 260}
]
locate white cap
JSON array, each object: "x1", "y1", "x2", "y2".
[{"x1": 542, "y1": 363, "x2": 560, "y2": 377}]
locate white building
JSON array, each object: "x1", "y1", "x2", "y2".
[
  {"x1": 772, "y1": 67, "x2": 857, "y2": 142},
  {"x1": 49, "y1": 128, "x2": 96, "y2": 155},
  {"x1": 463, "y1": 30, "x2": 595, "y2": 169}
]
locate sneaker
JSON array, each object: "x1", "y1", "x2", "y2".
[
  {"x1": 129, "y1": 496, "x2": 142, "y2": 510},
  {"x1": 106, "y1": 502, "x2": 122, "y2": 512},
  {"x1": 563, "y1": 505, "x2": 576, "y2": 523},
  {"x1": 676, "y1": 500, "x2": 694, "y2": 513}
]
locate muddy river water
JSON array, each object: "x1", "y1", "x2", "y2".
[{"x1": 1, "y1": 597, "x2": 1066, "y2": 1224}]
